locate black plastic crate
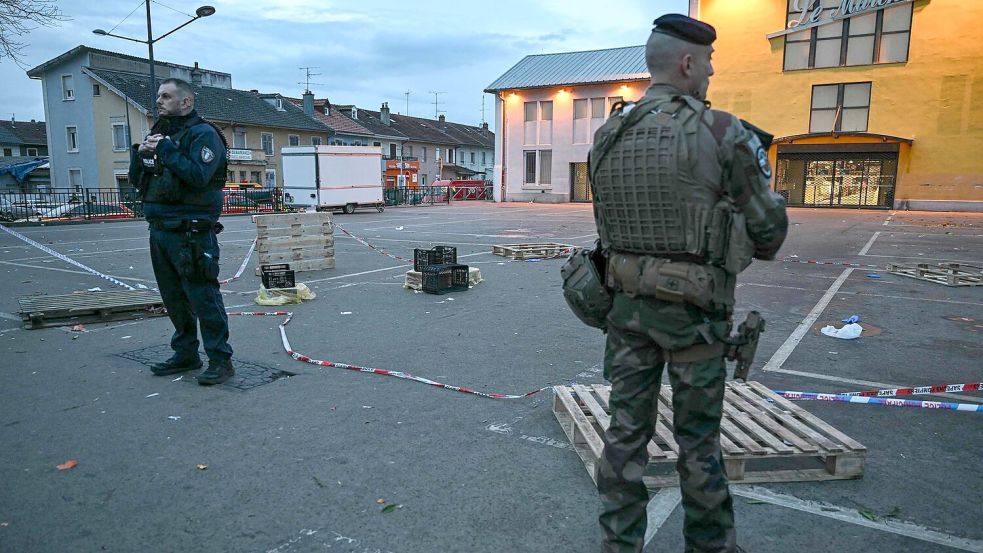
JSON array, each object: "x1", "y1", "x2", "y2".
[
  {"x1": 414, "y1": 246, "x2": 458, "y2": 272},
  {"x1": 432, "y1": 245, "x2": 457, "y2": 264},
  {"x1": 260, "y1": 263, "x2": 295, "y2": 289},
  {"x1": 422, "y1": 263, "x2": 469, "y2": 295}
]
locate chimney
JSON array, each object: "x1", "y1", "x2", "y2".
[
  {"x1": 380, "y1": 102, "x2": 391, "y2": 126},
  {"x1": 438, "y1": 114, "x2": 446, "y2": 126},
  {"x1": 481, "y1": 122, "x2": 489, "y2": 131},
  {"x1": 303, "y1": 91, "x2": 315, "y2": 117}
]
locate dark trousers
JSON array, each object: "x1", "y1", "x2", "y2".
[{"x1": 149, "y1": 226, "x2": 232, "y2": 363}]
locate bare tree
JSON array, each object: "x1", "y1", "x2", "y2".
[{"x1": 0, "y1": 0, "x2": 68, "y2": 66}]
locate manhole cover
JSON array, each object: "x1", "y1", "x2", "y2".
[{"x1": 118, "y1": 344, "x2": 295, "y2": 391}]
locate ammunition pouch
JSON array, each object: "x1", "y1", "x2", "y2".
[
  {"x1": 606, "y1": 252, "x2": 734, "y2": 312},
  {"x1": 560, "y1": 241, "x2": 613, "y2": 330},
  {"x1": 706, "y1": 198, "x2": 754, "y2": 275}
]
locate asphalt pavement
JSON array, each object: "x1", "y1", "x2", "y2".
[{"x1": 0, "y1": 204, "x2": 981, "y2": 553}]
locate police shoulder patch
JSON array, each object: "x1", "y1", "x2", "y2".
[
  {"x1": 201, "y1": 146, "x2": 215, "y2": 163},
  {"x1": 756, "y1": 147, "x2": 772, "y2": 178}
]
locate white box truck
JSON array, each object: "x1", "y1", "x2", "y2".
[{"x1": 281, "y1": 145, "x2": 385, "y2": 214}]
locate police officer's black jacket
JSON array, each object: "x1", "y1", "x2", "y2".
[{"x1": 129, "y1": 109, "x2": 227, "y2": 222}]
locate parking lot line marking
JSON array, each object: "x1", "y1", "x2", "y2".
[
  {"x1": 644, "y1": 488, "x2": 681, "y2": 547},
  {"x1": 762, "y1": 268, "x2": 854, "y2": 373},
  {"x1": 732, "y1": 486, "x2": 983, "y2": 552},
  {"x1": 858, "y1": 231, "x2": 881, "y2": 256},
  {"x1": 741, "y1": 282, "x2": 983, "y2": 308}
]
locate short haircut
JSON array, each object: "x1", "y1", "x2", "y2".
[{"x1": 160, "y1": 78, "x2": 195, "y2": 102}]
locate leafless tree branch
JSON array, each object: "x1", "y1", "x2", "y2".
[{"x1": 0, "y1": 0, "x2": 70, "y2": 67}]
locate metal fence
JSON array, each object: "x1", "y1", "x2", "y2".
[
  {"x1": 451, "y1": 183, "x2": 494, "y2": 201},
  {"x1": 0, "y1": 187, "x2": 285, "y2": 222},
  {"x1": 384, "y1": 185, "x2": 451, "y2": 207}
]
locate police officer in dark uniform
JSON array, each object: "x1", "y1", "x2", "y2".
[{"x1": 129, "y1": 77, "x2": 235, "y2": 386}]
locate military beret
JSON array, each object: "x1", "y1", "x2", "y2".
[{"x1": 652, "y1": 13, "x2": 716, "y2": 46}]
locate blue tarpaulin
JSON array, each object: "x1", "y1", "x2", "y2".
[{"x1": 0, "y1": 158, "x2": 47, "y2": 184}]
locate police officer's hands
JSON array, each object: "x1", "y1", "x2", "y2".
[{"x1": 138, "y1": 134, "x2": 165, "y2": 156}]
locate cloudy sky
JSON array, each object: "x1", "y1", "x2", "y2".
[{"x1": 1, "y1": 0, "x2": 688, "y2": 126}]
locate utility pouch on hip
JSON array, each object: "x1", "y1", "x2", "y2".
[
  {"x1": 705, "y1": 200, "x2": 732, "y2": 266},
  {"x1": 608, "y1": 253, "x2": 722, "y2": 312}
]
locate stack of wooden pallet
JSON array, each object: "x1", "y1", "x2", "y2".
[{"x1": 253, "y1": 212, "x2": 335, "y2": 275}]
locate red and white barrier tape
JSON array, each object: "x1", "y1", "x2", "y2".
[
  {"x1": 227, "y1": 311, "x2": 548, "y2": 400},
  {"x1": 774, "y1": 390, "x2": 983, "y2": 412},
  {"x1": 1, "y1": 223, "x2": 136, "y2": 290},
  {"x1": 839, "y1": 382, "x2": 983, "y2": 398},
  {"x1": 334, "y1": 224, "x2": 413, "y2": 265},
  {"x1": 218, "y1": 238, "x2": 256, "y2": 284},
  {"x1": 781, "y1": 257, "x2": 884, "y2": 270}
]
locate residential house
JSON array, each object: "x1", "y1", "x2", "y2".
[
  {"x1": 26, "y1": 46, "x2": 332, "y2": 192},
  {"x1": 0, "y1": 119, "x2": 48, "y2": 160},
  {"x1": 485, "y1": 46, "x2": 648, "y2": 203}
]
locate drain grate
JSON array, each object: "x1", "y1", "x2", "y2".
[{"x1": 118, "y1": 344, "x2": 296, "y2": 391}]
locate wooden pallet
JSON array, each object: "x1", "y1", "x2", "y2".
[
  {"x1": 404, "y1": 267, "x2": 483, "y2": 291},
  {"x1": 553, "y1": 381, "x2": 866, "y2": 488},
  {"x1": 253, "y1": 212, "x2": 335, "y2": 275},
  {"x1": 492, "y1": 243, "x2": 574, "y2": 260},
  {"x1": 18, "y1": 289, "x2": 166, "y2": 329},
  {"x1": 887, "y1": 263, "x2": 982, "y2": 286}
]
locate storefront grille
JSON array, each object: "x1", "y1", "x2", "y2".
[{"x1": 775, "y1": 151, "x2": 897, "y2": 209}]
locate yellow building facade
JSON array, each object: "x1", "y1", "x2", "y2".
[{"x1": 695, "y1": 0, "x2": 983, "y2": 210}]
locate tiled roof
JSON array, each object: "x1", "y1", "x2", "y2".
[
  {"x1": 27, "y1": 45, "x2": 229, "y2": 79},
  {"x1": 284, "y1": 98, "x2": 374, "y2": 136},
  {"x1": 85, "y1": 68, "x2": 332, "y2": 133},
  {"x1": 347, "y1": 108, "x2": 494, "y2": 148},
  {"x1": 485, "y1": 45, "x2": 648, "y2": 92},
  {"x1": 0, "y1": 120, "x2": 47, "y2": 145}
]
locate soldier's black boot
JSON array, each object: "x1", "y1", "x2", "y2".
[
  {"x1": 150, "y1": 353, "x2": 203, "y2": 376},
  {"x1": 197, "y1": 359, "x2": 234, "y2": 386}
]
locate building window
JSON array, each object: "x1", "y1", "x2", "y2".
[
  {"x1": 311, "y1": 136, "x2": 321, "y2": 146},
  {"x1": 373, "y1": 141, "x2": 381, "y2": 147},
  {"x1": 422, "y1": 147, "x2": 427, "y2": 162},
  {"x1": 68, "y1": 168, "x2": 83, "y2": 188},
  {"x1": 470, "y1": 151, "x2": 475, "y2": 164},
  {"x1": 288, "y1": 135, "x2": 300, "y2": 146},
  {"x1": 275, "y1": 98, "x2": 284, "y2": 110},
  {"x1": 261, "y1": 132, "x2": 273, "y2": 156},
  {"x1": 265, "y1": 169, "x2": 276, "y2": 187},
  {"x1": 2, "y1": 148, "x2": 11, "y2": 156},
  {"x1": 66, "y1": 126, "x2": 78, "y2": 152},
  {"x1": 227, "y1": 171, "x2": 235, "y2": 182},
  {"x1": 539, "y1": 101, "x2": 553, "y2": 145},
  {"x1": 92, "y1": 84, "x2": 101, "y2": 96},
  {"x1": 524, "y1": 150, "x2": 537, "y2": 184},
  {"x1": 448, "y1": 148, "x2": 455, "y2": 164},
  {"x1": 783, "y1": 1, "x2": 913, "y2": 71},
  {"x1": 573, "y1": 99, "x2": 589, "y2": 144},
  {"x1": 539, "y1": 150, "x2": 552, "y2": 184},
  {"x1": 27, "y1": 147, "x2": 39, "y2": 157},
  {"x1": 233, "y1": 128, "x2": 246, "y2": 149},
  {"x1": 353, "y1": 140, "x2": 363, "y2": 146},
  {"x1": 250, "y1": 170, "x2": 262, "y2": 183},
  {"x1": 810, "y1": 82, "x2": 871, "y2": 133},
  {"x1": 481, "y1": 151, "x2": 486, "y2": 165},
  {"x1": 111, "y1": 122, "x2": 129, "y2": 151},
  {"x1": 404, "y1": 145, "x2": 413, "y2": 158},
  {"x1": 61, "y1": 75, "x2": 74, "y2": 100},
  {"x1": 389, "y1": 143, "x2": 397, "y2": 158},
  {"x1": 421, "y1": 174, "x2": 427, "y2": 186}
]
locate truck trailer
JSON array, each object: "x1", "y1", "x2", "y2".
[{"x1": 281, "y1": 145, "x2": 384, "y2": 214}]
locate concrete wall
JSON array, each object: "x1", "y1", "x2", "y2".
[
  {"x1": 39, "y1": 52, "x2": 100, "y2": 189},
  {"x1": 701, "y1": 0, "x2": 983, "y2": 208},
  {"x1": 495, "y1": 81, "x2": 646, "y2": 203}
]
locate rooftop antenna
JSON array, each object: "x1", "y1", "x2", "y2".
[
  {"x1": 298, "y1": 67, "x2": 324, "y2": 94},
  {"x1": 428, "y1": 90, "x2": 446, "y2": 119},
  {"x1": 480, "y1": 95, "x2": 486, "y2": 125},
  {"x1": 404, "y1": 90, "x2": 411, "y2": 116}
]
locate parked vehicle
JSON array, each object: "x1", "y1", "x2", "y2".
[
  {"x1": 281, "y1": 145, "x2": 384, "y2": 214},
  {"x1": 0, "y1": 197, "x2": 42, "y2": 221},
  {"x1": 40, "y1": 202, "x2": 135, "y2": 221}
]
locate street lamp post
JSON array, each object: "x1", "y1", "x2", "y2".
[{"x1": 93, "y1": 3, "x2": 216, "y2": 116}]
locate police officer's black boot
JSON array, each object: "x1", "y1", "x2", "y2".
[
  {"x1": 150, "y1": 353, "x2": 203, "y2": 376},
  {"x1": 197, "y1": 358, "x2": 234, "y2": 386}
]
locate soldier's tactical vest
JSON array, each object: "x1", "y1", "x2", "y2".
[
  {"x1": 143, "y1": 116, "x2": 227, "y2": 206},
  {"x1": 590, "y1": 95, "x2": 729, "y2": 261}
]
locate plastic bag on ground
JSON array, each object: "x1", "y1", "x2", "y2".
[
  {"x1": 255, "y1": 283, "x2": 316, "y2": 305},
  {"x1": 821, "y1": 322, "x2": 863, "y2": 340}
]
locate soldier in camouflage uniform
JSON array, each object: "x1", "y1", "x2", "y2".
[{"x1": 590, "y1": 14, "x2": 789, "y2": 553}]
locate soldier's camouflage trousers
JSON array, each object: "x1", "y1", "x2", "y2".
[{"x1": 598, "y1": 294, "x2": 736, "y2": 553}]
